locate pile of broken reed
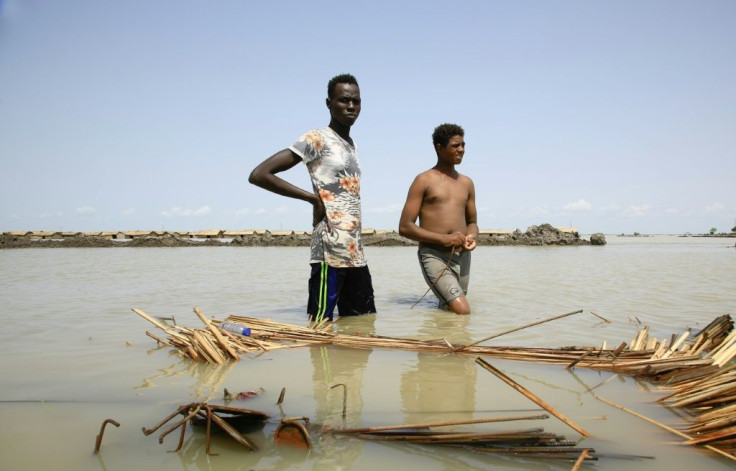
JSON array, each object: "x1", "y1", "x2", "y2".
[
  {"x1": 321, "y1": 415, "x2": 596, "y2": 461},
  {"x1": 654, "y1": 318, "x2": 736, "y2": 452},
  {"x1": 134, "y1": 308, "x2": 735, "y2": 377},
  {"x1": 133, "y1": 308, "x2": 736, "y2": 458}
]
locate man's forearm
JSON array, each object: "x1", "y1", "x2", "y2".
[{"x1": 467, "y1": 222, "x2": 479, "y2": 238}]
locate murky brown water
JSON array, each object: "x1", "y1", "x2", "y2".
[{"x1": 1, "y1": 236, "x2": 734, "y2": 470}]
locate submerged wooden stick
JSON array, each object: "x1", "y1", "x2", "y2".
[
  {"x1": 571, "y1": 448, "x2": 590, "y2": 470},
  {"x1": 590, "y1": 311, "x2": 612, "y2": 323},
  {"x1": 132, "y1": 308, "x2": 189, "y2": 342},
  {"x1": 567, "y1": 348, "x2": 595, "y2": 369},
  {"x1": 457, "y1": 310, "x2": 584, "y2": 351},
  {"x1": 684, "y1": 426, "x2": 736, "y2": 446},
  {"x1": 595, "y1": 395, "x2": 736, "y2": 462},
  {"x1": 145, "y1": 331, "x2": 170, "y2": 346},
  {"x1": 327, "y1": 414, "x2": 549, "y2": 434},
  {"x1": 475, "y1": 357, "x2": 591, "y2": 437}
]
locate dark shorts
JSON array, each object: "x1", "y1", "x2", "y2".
[{"x1": 307, "y1": 262, "x2": 377, "y2": 322}]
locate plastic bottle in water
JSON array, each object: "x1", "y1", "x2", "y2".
[{"x1": 220, "y1": 322, "x2": 251, "y2": 336}]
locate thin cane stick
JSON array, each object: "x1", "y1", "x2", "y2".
[
  {"x1": 571, "y1": 449, "x2": 590, "y2": 470},
  {"x1": 595, "y1": 395, "x2": 735, "y2": 462},
  {"x1": 456, "y1": 310, "x2": 584, "y2": 351},
  {"x1": 326, "y1": 414, "x2": 549, "y2": 434},
  {"x1": 476, "y1": 357, "x2": 591, "y2": 437}
]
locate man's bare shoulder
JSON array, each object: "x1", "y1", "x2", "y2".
[
  {"x1": 456, "y1": 172, "x2": 475, "y2": 185},
  {"x1": 411, "y1": 169, "x2": 440, "y2": 185}
]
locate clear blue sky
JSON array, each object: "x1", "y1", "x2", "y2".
[{"x1": 1, "y1": 0, "x2": 734, "y2": 235}]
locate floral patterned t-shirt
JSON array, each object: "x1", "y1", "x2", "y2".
[{"x1": 289, "y1": 127, "x2": 367, "y2": 268}]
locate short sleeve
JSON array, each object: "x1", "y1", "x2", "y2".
[{"x1": 289, "y1": 129, "x2": 324, "y2": 164}]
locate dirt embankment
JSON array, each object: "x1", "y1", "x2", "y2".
[{"x1": 1, "y1": 224, "x2": 603, "y2": 249}]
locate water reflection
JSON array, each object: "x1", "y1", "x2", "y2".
[
  {"x1": 309, "y1": 315, "x2": 376, "y2": 469},
  {"x1": 135, "y1": 357, "x2": 238, "y2": 401},
  {"x1": 401, "y1": 314, "x2": 477, "y2": 425}
]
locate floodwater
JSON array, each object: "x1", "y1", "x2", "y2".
[{"x1": 0, "y1": 236, "x2": 734, "y2": 470}]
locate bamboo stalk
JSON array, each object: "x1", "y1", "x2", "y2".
[
  {"x1": 477, "y1": 446, "x2": 595, "y2": 455},
  {"x1": 595, "y1": 395, "x2": 736, "y2": 461},
  {"x1": 713, "y1": 341, "x2": 736, "y2": 367},
  {"x1": 612, "y1": 342, "x2": 627, "y2": 359},
  {"x1": 692, "y1": 337, "x2": 714, "y2": 357},
  {"x1": 651, "y1": 340, "x2": 668, "y2": 360},
  {"x1": 631, "y1": 326, "x2": 648, "y2": 351},
  {"x1": 683, "y1": 425, "x2": 736, "y2": 446},
  {"x1": 691, "y1": 403, "x2": 736, "y2": 423},
  {"x1": 571, "y1": 448, "x2": 590, "y2": 470},
  {"x1": 567, "y1": 348, "x2": 595, "y2": 369},
  {"x1": 184, "y1": 343, "x2": 199, "y2": 360},
  {"x1": 659, "y1": 365, "x2": 736, "y2": 399},
  {"x1": 351, "y1": 431, "x2": 561, "y2": 444},
  {"x1": 352, "y1": 429, "x2": 554, "y2": 442},
  {"x1": 192, "y1": 330, "x2": 225, "y2": 365},
  {"x1": 327, "y1": 414, "x2": 550, "y2": 434},
  {"x1": 589, "y1": 311, "x2": 612, "y2": 323},
  {"x1": 475, "y1": 357, "x2": 591, "y2": 437},
  {"x1": 456, "y1": 310, "x2": 584, "y2": 351},
  {"x1": 190, "y1": 335, "x2": 216, "y2": 364},
  {"x1": 664, "y1": 373, "x2": 736, "y2": 402},
  {"x1": 694, "y1": 315, "x2": 732, "y2": 343},
  {"x1": 145, "y1": 331, "x2": 170, "y2": 346},
  {"x1": 132, "y1": 307, "x2": 171, "y2": 331},
  {"x1": 193, "y1": 307, "x2": 239, "y2": 360},
  {"x1": 132, "y1": 308, "x2": 189, "y2": 342},
  {"x1": 669, "y1": 382, "x2": 736, "y2": 409},
  {"x1": 661, "y1": 330, "x2": 691, "y2": 359},
  {"x1": 705, "y1": 329, "x2": 736, "y2": 359},
  {"x1": 688, "y1": 415, "x2": 736, "y2": 434}
]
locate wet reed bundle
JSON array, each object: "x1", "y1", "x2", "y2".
[
  {"x1": 230, "y1": 313, "x2": 736, "y2": 376},
  {"x1": 134, "y1": 308, "x2": 736, "y2": 458},
  {"x1": 134, "y1": 308, "x2": 736, "y2": 379},
  {"x1": 657, "y1": 359, "x2": 736, "y2": 451},
  {"x1": 322, "y1": 416, "x2": 596, "y2": 461},
  {"x1": 132, "y1": 307, "x2": 310, "y2": 364}
]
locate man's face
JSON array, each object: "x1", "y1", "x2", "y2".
[
  {"x1": 435, "y1": 135, "x2": 465, "y2": 165},
  {"x1": 327, "y1": 83, "x2": 361, "y2": 127}
]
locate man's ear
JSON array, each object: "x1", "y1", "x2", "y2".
[{"x1": 325, "y1": 97, "x2": 331, "y2": 108}]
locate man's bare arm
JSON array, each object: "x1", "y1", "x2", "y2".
[
  {"x1": 249, "y1": 149, "x2": 325, "y2": 225},
  {"x1": 398, "y1": 175, "x2": 466, "y2": 248},
  {"x1": 463, "y1": 178, "x2": 479, "y2": 251}
]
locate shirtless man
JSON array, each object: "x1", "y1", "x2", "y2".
[{"x1": 399, "y1": 123, "x2": 478, "y2": 314}]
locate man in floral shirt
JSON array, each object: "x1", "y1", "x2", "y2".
[{"x1": 249, "y1": 74, "x2": 376, "y2": 323}]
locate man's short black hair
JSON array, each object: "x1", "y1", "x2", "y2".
[
  {"x1": 432, "y1": 123, "x2": 465, "y2": 147},
  {"x1": 328, "y1": 74, "x2": 359, "y2": 99}
]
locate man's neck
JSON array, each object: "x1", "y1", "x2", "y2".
[
  {"x1": 433, "y1": 162, "x2": 457, "y2": 177},
  {"x1": 329, "y1": 120, "x2": 352, "y2": 143}
]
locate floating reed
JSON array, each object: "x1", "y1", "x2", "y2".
[
  {"x1": 133, "y1": 308, "x2": 736, "y2": 378},
  {"x1": 476, "y1": 357, "x2": 591, "y2": 437},
  {"x1": 323, "y1": 417, "x2": 594, "y2": 460},
  {"x1": 133, "y1": 307, "x2": 736, "y2": 458}
]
